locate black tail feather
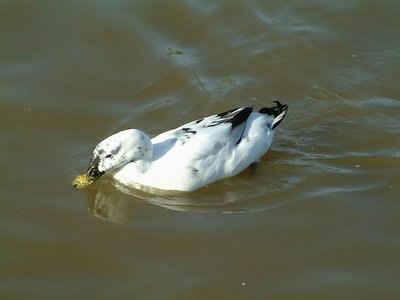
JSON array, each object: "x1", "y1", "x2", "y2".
[{"x1": 259, "y1": 101, "x2": 288, "y2": 129}]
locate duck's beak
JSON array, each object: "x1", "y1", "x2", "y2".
[{"x1": 72, "y1": 156, "x2": 104, "y2": 189}]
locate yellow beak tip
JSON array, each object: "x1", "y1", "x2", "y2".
[{"x1": 72, "y1": 174, "x2": 93, "y2": 189}]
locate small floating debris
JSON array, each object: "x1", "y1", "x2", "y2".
[{"x1": 166, "y1": 48, "x2": 185, "y2": 56}]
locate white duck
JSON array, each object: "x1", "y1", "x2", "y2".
[{"x1": 73, "y1": 101, "x2": 288, "y2": 192}]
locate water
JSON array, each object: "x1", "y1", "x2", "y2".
[{"x1": 1, "y1": 1, "x2": 400, "y2": 299}]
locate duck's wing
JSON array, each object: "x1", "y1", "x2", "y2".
[
  {"x1": 151, "y1": 106, "x2": 254, "y2": 160},
  {"x1": 198, "y1": 106, "x2": 254, "y2": 130},
  {"x1": 153, "y1": 106, "x2": 253, "y2": 144}
]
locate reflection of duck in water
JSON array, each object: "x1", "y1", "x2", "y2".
[
  {"x1": 87, "y1": 178, "x2": 248, "y2": 224},
  {"x1": 73, "y1": 101, "x2": 288, "y2": 192},
  {"x1": 87, "y1": 173, "x2": 294, "y2": 224}
]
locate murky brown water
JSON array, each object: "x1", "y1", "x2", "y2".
[{"x1": 2, "y1": 1, "x2": 400, "y2": 299}]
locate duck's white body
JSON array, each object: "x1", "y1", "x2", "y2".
[{"x1": 79, "y1": 102, "x2": 288, "y2": 192}]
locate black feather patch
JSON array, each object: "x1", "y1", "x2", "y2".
[
  {"x1": 175, "y1": 127, "x2": 197, "y2": 144},
  {"x1": 207, "y1": 106, "x2": 253, "y2": 128},
  {"x1": 181, "y1": 127, "x2": 197, "y2": 135}
]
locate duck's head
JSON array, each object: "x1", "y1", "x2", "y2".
[{"x1": 73, "y1": 129, "x2": 152, "y2": 189}]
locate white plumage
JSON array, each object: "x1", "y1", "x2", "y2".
[{"x1": 74, "y1": 102, "x2": 288, "y2": 192}]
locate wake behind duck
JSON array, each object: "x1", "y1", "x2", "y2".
[{"x1": 73, "y1": 101, "x2": 288, "y2": 192}]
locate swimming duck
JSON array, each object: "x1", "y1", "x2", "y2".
[{"x1": 73, "y1": 101, "x2": 288, "y2": 192}]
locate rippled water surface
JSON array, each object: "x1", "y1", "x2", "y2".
[{"x1": 2, "y1": 1, "x2": 400, "y2": 299}]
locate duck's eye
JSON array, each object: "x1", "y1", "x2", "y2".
[{"x1": 105, "y1": 154, "x2": 112, "y2": 158}]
